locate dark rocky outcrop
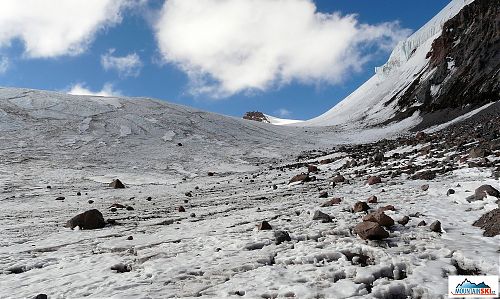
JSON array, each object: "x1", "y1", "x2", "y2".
[
  {"x1": 243, "y1": 111, "x2": 270, "y2": 123},
  {"x1": 473, "y1": 208, "x2": 500, "y2": 237}
]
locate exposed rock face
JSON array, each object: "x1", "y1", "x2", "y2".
[
  {"x1": 242, "y1": 111, "x2": 270, "y2": 123},
  {"x1": 383, "y1": 0, "x2": 500, "y2": 130},
  {"x1": 473, "y1": 208, "x2": 500, "y2": 237},
  {"x1": 66, "y1": 209, "x2": 106, "y2": 230},
  {"x1": 475, "y1": 185, "x2": 500, "y2": 200}
]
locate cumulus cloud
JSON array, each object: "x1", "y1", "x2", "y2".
[
  {"x1": 0, "y1": 56, "x2": 8, "y2": 74},
  {"x1": 67, "y1": 83, "x2": 122, "y2": 97},
  {"x1": 155, "y1": 0, "x2": 411, "y2": 98},
  {"x1": 0, "y1": 0, "x2": 130, "y2": 58},
  {"x1": 101, "y1": 49, "x2": 143, "y2": 77}
]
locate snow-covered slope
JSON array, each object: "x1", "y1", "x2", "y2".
[
  {"x1": 301, "y1": 0, "x2": 476, "y2": 128},
  {"x1": 264, "y1": 114, "x2": 304, "y2": 126}
]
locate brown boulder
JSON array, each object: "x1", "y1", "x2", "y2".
[
  {"x1": 354, "y1": 221, "x2": 389, "y2": 240},
  {"x1": 475, "y1": 185, "x2": 500, "y2": 200},
  {"x1": 353, "y1": 201, "x2": 370, "y2": 213},
  {"x1": 378, "y1": 205, "x2": 395, "y2": 212},
  {"x1": 307, "y1": 165, "x2": 318, "y2": 173},
  {"x1": 411, "y1": 171, "x2": 436, "y2": 180},
  {"x1": 66, "y1": 209, "x2": 106, "y2": 230},
  {"x1": 473, "y1": 208, "x2": 500, "y2": 237},
  {"x1": 367, "y1": 195, "x2": 378, "y2": 203},
  {"x1": 289, "y1": 173, "x2": 311, "y2": 184},
  {"x1": 331, "y1": 175, "x2": 345, "y2": 183},
  {"x1": 320, "y1": 198, "x2": 342, "y2": 207},
  {"x1": 362, "y1": 211, "x2": 394, "y2": 227},
  {"x1": 366, "y1": 176, "x2": 382, "y2": 185}
]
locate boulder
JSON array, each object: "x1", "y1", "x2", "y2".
[
  {"x1": 312, "y1": 210, "x2": 332, "y2": 223},
  {"x1": 398, "y1": 216, "x2": 410, "y2": 226},
  {"x1": 354, "y1": 221, "x2": 389, "y2": 240},
  {"x1": 366, "y1": 176, "x2": 382, "y2": 185},
  {"x1": 331, "y1": 175, "x2": 345, "y2": 183},
  {"x1": 362, "y1": 211, "x2": 394, "y2": 227},
  {"x1": 474, "y1": 185, "x2": 500, "y2": 200},
  {"x1": 258, "y1": 221, "x2": 272, "y2": 230},
  {"x1": 307, "y1": 165, "x2": 318, "y2": 173},
  {"x1": 289, "y1": 173, "x2": 311, "y2": 184},
  {"x1": 353, "y1": 201, "x2": 370, "y2": 213},
  {"x1": 320, "y1": 198, "x2": 342, "y2": 207},
  {"x1": 473, "y1": 208, "x2": 500, "y2": 237},
  {"x1": 66, "y1": 209, "x2": 106, "y2": 230},
  {"x1": 274, "y1": 231, "x2": 291, "y2": 245},
  {"x1": 411, "y1": 171, "x2": 436, "y2": 180},
  {"x1": 367, "y1": 195, "x2": 378, "y2": 203},
  {"x1": 109, "y1": 179, "x2": 125, "y2": 189},
  {"x1": 430, "y1": 220, "x2": 442, "y2": 232}
]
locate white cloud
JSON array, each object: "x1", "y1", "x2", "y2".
[
  {"x1": 0, "y1": 0, "x2": 131, "y2": 58},
  {"x1": 0, "y1": 56, "x2": 8, "y2": 74},
  {"x1": 155, "y1": 0, "x2": 411, "y2": 98},
  {"x1": 101, "y1": 49, "x2": 143, "y2": 77},
  {"x1": 275, "y1": 108, "x2": 292, "y2": 118},
  {"x1": 67, "y1": 83, "x2": 122, "y2": 97}
]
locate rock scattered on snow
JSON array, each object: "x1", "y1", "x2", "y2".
[
  {"x1": 257, "y1": 221, "x2": 272, "y2": 230},
  {"x1": 353, "y1": 201, "x2": 370, "y2": 213},
  {"x1": 354, "y1": 221, "x2": 389, "y2": 240},
  {"x1": 362, "y1": 211, "x2": 394, "y2": 227},
  {"x1": 429, "y1": 220, "x2": 442, "y2": 233},
  {"x1": 320, "y1": 198, "x2": 342, "y2": 207},
  {"x1": 366, "y1": 176, "x2": 382, "y2": 185},
  {"x1": 473, "y1": 208, "x2": 500, "y2": 237},
  {"x1": 66, "y1": 209, "x2": 106, "y2": 230},
  {"x1": 111, "y1": 263, "x2": 132, "y2": 273},
  {"x1": 109, "y1": 179, "x2": 125, "y2": 189},
  {"x1": 312, "y1": 210, "x2": 332, "y2": 223},
  {"x1": 274, "y1": 231, "x2": 291, "y2": 245}
]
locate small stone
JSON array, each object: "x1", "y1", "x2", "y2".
[
  {"x1": 177, "y1": 142, "x2": 183, "y2": 146},
  {"x1": 366, "y1": 176, "x2": 382, "y2": 185},
  {"x1": 127, "y1": 236, "x2": 133, "y2": 240},
  {"x1": 353, "y1": 201, "x2": 370, "y2": 213},
  {"x1": 185, "y1": 191, "x2": 193, "y2": 197},
  {"x1": 318, "y1": 191, "x2": 328, "y2": 198},
  {"x1": 447, "y1": 189, "x2": 455, "y2": 196},
  {"x1": 88, "y1": 200, "x2": 94, "y2": 204},
  {"x1": 111, "y1": 263, "x2": 131, "y2": 273},
  {"x1": 274, "y1": 231, "x2": 291, "y2": 245},
  {"x1": 312, "y1": 210, "x2": 332, "y2": 223},
  {"x1": 307, "y1": 165, "x2": 318, "y2": 173},
  {"x1": 178, "y1": 206, "x2": 186, "y2": 212},
  {"x1": 190, "y1": 213, "x2": 196, "y2": 218},
  {"x1": 34, "y1": 294, "x2": 48, "y2": 299},
  {"x1": 126, "y1": 206, "x2": 134, "y2": 211},
  {"x1": 411, "y1": 171, "x2": 436, "y2": 180},
  {"x1": 289, "y1": 173, "x2": 311, "y2": 184},
  {"x1": 272, "y1": 185, "x2": 278, "y2": 190},
  {"x1": 320, "y1": 198, "x2": 342, "y2": 207},
  {"x1": 109, "y1": 179, "x2": 125, "y2": 189},
  {"x1": 331, "y1": 175, "x2": 345, "y2": 183},
  {"x1": 421, "y1": 184, "x2": 429, "y2": 191},
  {"x1": 258, "y1": 221, "x2": 272, "y2": 230},
  {"x1": 110, "y1": 208, "x2": 117, "y2": 212},
  {"x1": 46, "y1": 186, "x2": 51, "y2": 189},
  {"x1": 430, "y1": 220, "x2": 442, "y2": 232},
  {"x1": 378, "y1": 205, "x2": 395, "y2": 212},
  {"x1": 418, "y1": 220, "x2": 426, "y2": 226},
  {"x1": 207, "y1": 172, "x2": 215, "y2": 176},
  {"x1": 76, "y1": 191, "x2": 81, "y2": 196},
  {"x1": 398, "y1": 216, "x2": 410, "y2": 226},
  {"x1": 55, "y1": 196, "x2": 65, "y2": 201},
  {"x1": 146, "y1": 196, "x2": 152, "y2": 201},
  {"x1": 367, "y1": 195, "x2": 378, "y2": 203}
]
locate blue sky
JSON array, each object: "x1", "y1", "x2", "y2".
[{"x1": 0, "y1": 0, "x2": 449, "y2": 120}]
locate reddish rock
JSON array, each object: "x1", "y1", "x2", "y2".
[
  {"x1": 354, "y1": 221, "x2": 389, "y2": 240},
  {"x1": 366, "y1": 176, "x2": 382, "y2": 185},
  {"x1": 353, "y1": 201, "x2": 370, "y2": 213},
  {"x1": 318, "y1": 191, "x2": 328, "y2": 198},
  {"x1": 331, "y1": 175, "x2": 345, "y2": 183},
  {"x1": 473, "y1": 208, "x2": 500, "y2": 237},
  {"x1": 307, "y1": 165, "x2": 318, "y2": 173},
  {"x1": 378, "y1": 205, "x2": 396, "y2": 212},
  {"x1": 398, "y1": 216, "x2": 410, "y2": 226},
  {"x1": 362, "y1": 211, "x2": 394, "y2": 227},
  {"x1": 475, "y1": 185, "x2": 500, "y2": 200},
  {"x1": 367, "y1": 195, "x2": 378, "y2": 203},
  {"x1": 320, "y1": 198, "x2": 342, "y2": 207},
  {"x1": 289, "y1": 173, "x2": 311, "y2": 184}
]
